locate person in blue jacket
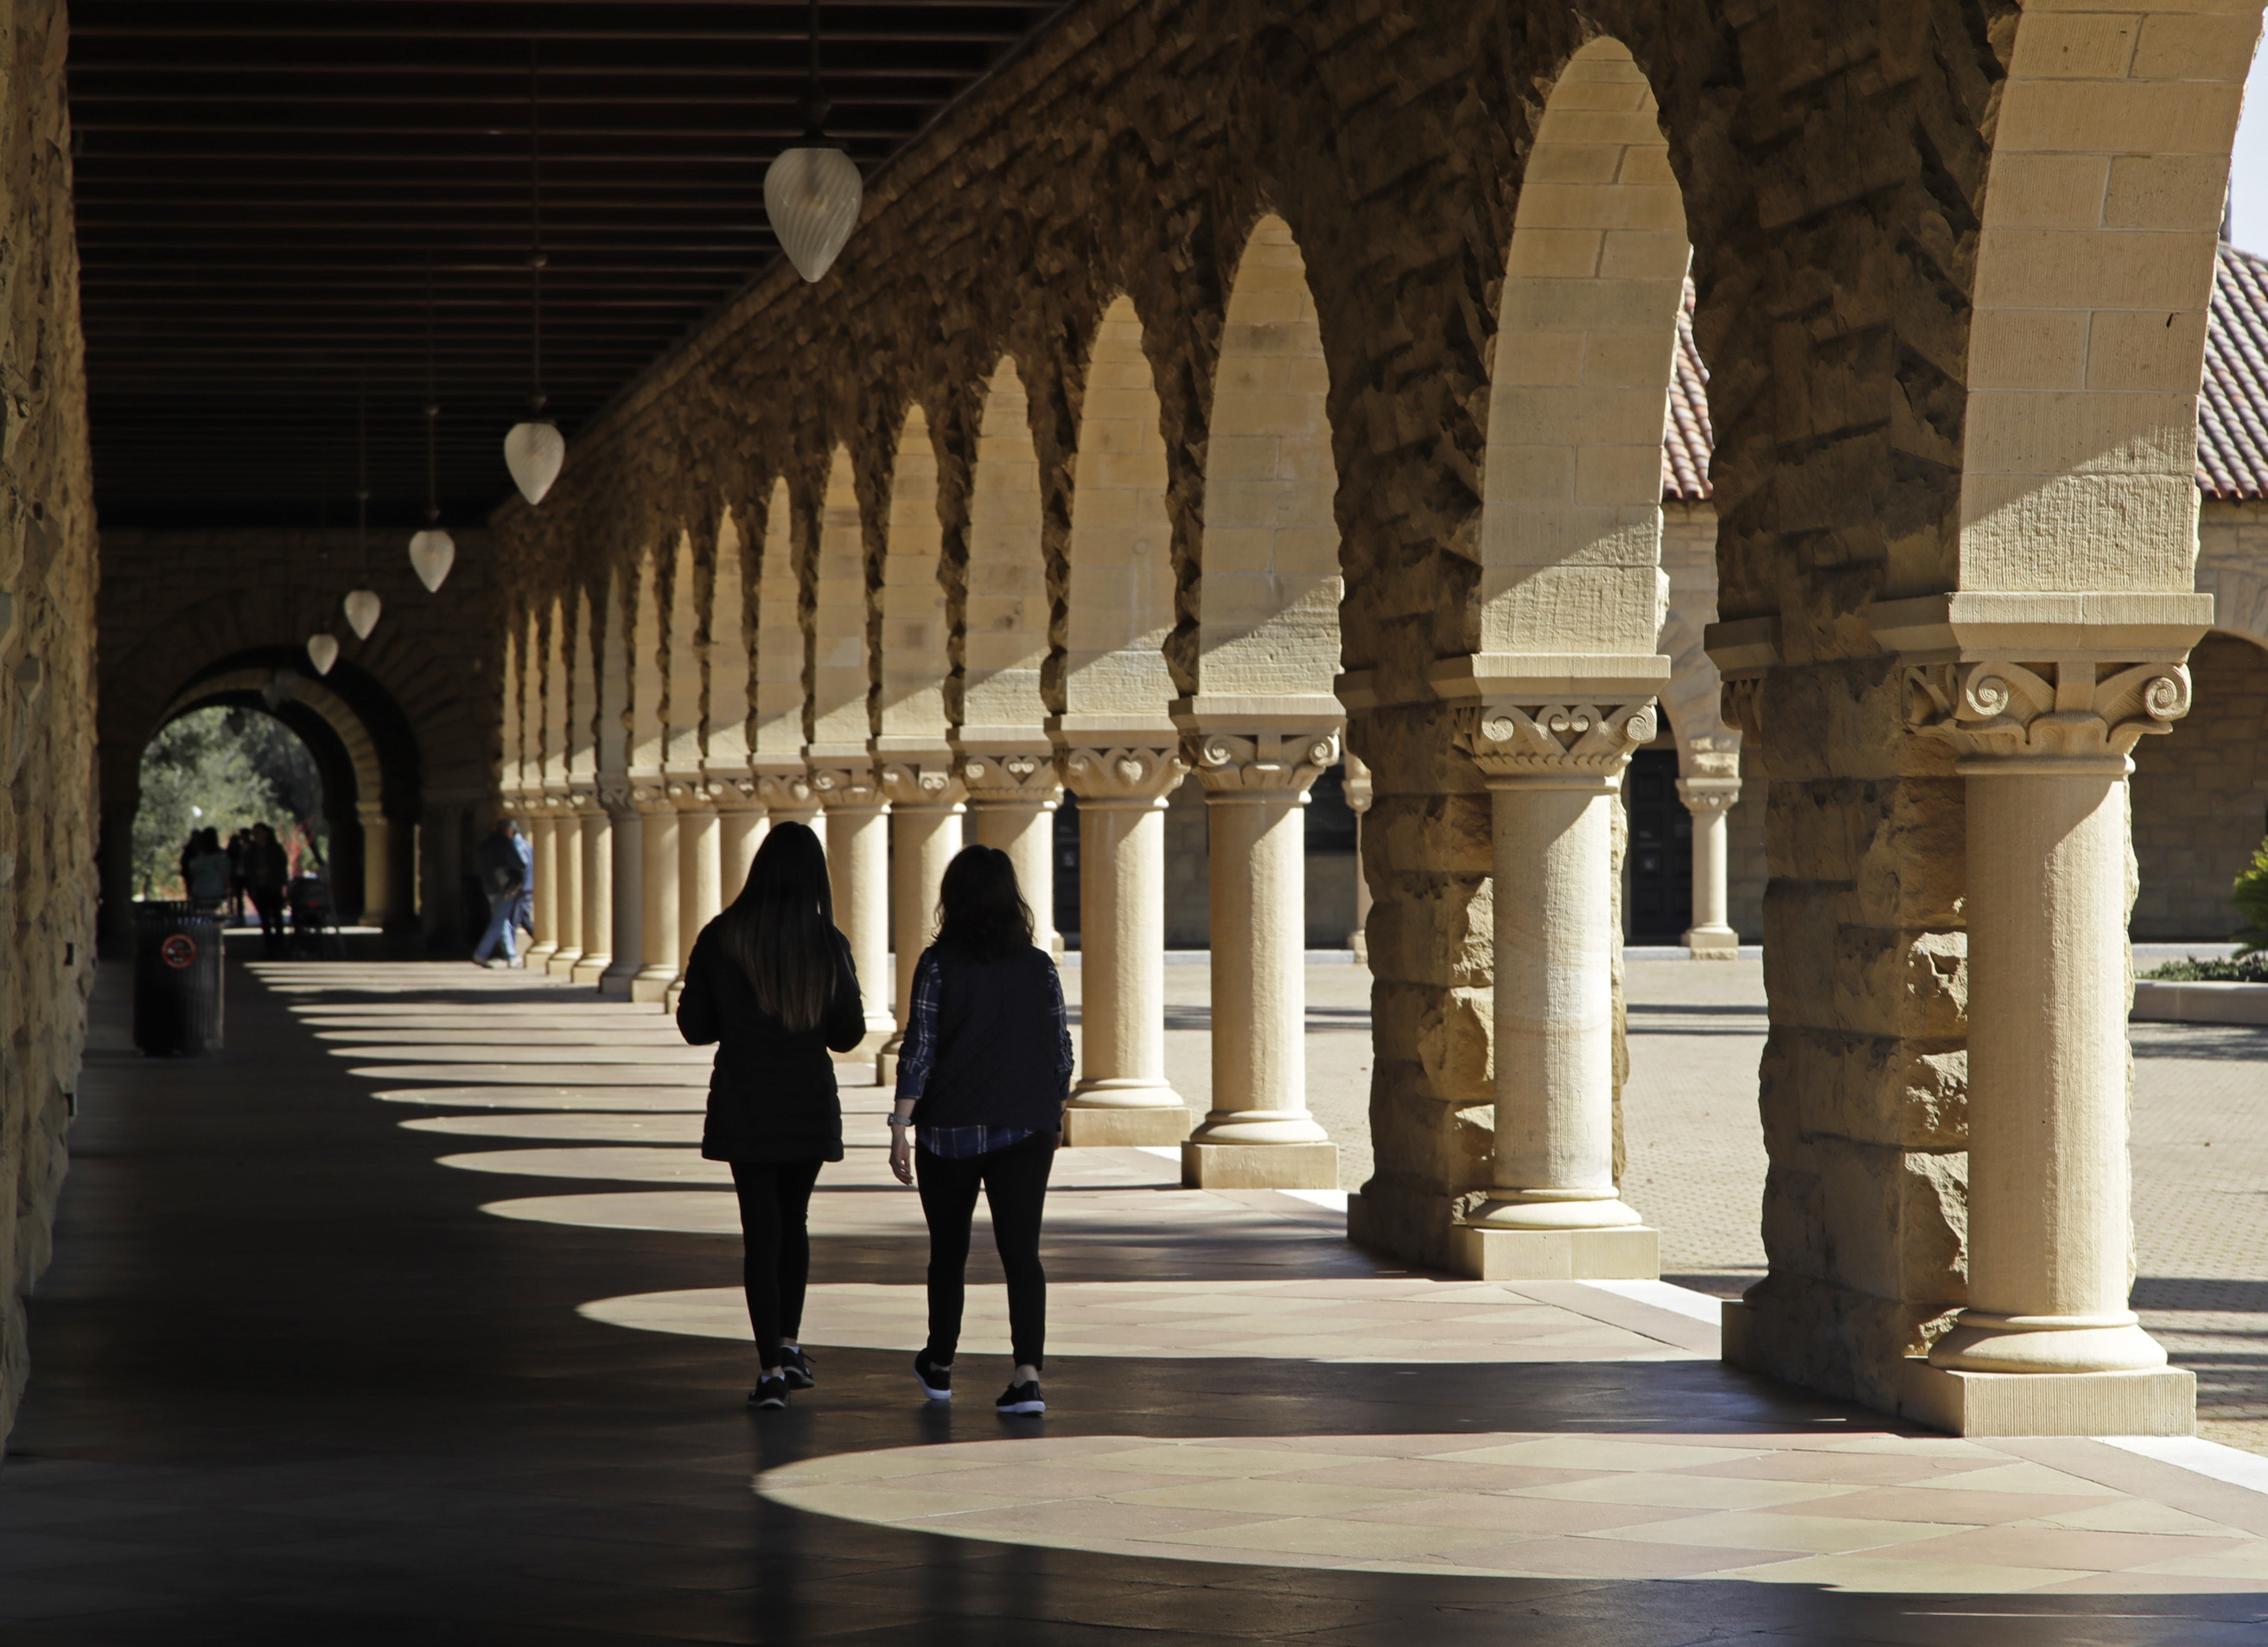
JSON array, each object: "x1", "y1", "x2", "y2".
[
  {"x1": 888, "y1": 844, "x2": 1073, "y2": 1417},
  {"x1": 677, "y1": 822, "x2": 865, "y2": 1409}
]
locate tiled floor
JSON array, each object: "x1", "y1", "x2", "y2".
[{"x1": 6, "y1": 947, "x2": 2268, "y2": 1642}]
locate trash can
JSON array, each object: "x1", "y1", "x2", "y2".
[{"x1": 134, "y1": 900, "x2": 224, "y2": 1055}]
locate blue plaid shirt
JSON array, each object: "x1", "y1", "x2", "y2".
[{"x1": 893, "y1": 947, "x2": 1073, "y2": 1159}]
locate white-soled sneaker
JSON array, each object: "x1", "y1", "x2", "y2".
[
  {"x1": 996, "y1": 1379, "x2": 1044, "y2": 1416},
  {"x1": 913, "y1": 1351, "x2": 952, "y2": 1401}
]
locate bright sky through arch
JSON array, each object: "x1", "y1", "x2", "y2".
[{"x1": 2231, "y1": 32, "x2": 2268, "y2": 252}]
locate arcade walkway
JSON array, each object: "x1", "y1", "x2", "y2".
[{"x1": 7, "y1": 953, "x2": 2268, "y2": 1642}]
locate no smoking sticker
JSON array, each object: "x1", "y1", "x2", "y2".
[{"x1": 160, "y1": 934, "x2": 196, "y2": 969}]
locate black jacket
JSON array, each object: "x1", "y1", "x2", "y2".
[{"x1": 676, "y1": 920, "x2": 867, "y2": 1162}]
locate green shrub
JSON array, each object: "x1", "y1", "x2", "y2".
[
  {"x1": 2141, "y1": 954, "x2": 2268, "y2": 982},
  {"x1": 2237, "y1": 837, "x2": 2268, "y2": 958}
]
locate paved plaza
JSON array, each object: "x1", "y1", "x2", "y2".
[{"x1": 6, "y1": 948, "x2": 2268, "y2": 1639}]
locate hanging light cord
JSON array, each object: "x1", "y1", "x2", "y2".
[
  {"x1": 356, "y1": 367, "x2": 369, "y2": 579},
  {"x1": 424, "y1": 250, "x2": 441, "y2": 526},
  {"x1": 528, "y1": 45, "x2": 547, "y2": 418},
  {"x1": 800, "y1": 0, "x2": 828, "y2": 138}
]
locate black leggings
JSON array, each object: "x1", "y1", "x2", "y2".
[
  {"x1": 729, "y1": 1159, "x2": 824, "y2": 1370},
  {"x1": 915, "y1": 1133, "x2": 1054, "y2": 1369}
]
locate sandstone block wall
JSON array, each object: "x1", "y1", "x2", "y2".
[
  {"x1": 2132, "y1": 632, "x2": 2268, "y2": 941},
  {"x1": 0, "y1": 0, "x2": 99, "y2": 1446}
]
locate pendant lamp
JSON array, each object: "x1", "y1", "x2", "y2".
[
  {"x1": 345, "y1": 371, "x2": 382, "y2": 641},
  {"x1": 306, "y1": 634, "x2": 340, "y2": 675},
  {"x1": 764, "y1": 0, "x2": 861, "y2": 283},
  {"x1": 409, "y1": 254, "x2": 457, "y2": 590},
  {"x1": 506, "y1": 51, "x2": 564, "y2": 505}
]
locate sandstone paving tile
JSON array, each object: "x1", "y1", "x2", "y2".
[
  {"x1": 2029, "y1": 1570, "x2": 2268, "y2": 1594},
  {"x1": 1446, "y1": 1534, "x2": 1807, "y2": 1580},
  {"x1": 1501, "y1": 1471, "x2": 1863, "y2": 1512},
  {"x1": 1584, "y1": 1509, "x2": 1975, "y2": 1554},
  {"x1": 1787, "y1": 1486, "x2": 2124, "y2": 1526},
  {"x1": 1243, "y1": 1434, "x2": 1545, "y2": 1459},
  {"x1": 1433, "y1": 1437, "x2": 1774, "y2": 1472},
  {"x1": 1335, "y1": 1492, "x2": 1695, "y2": 1536},
  {"x1": 1673, "y1": 1451, "x2": 2007, "y2": 1487},
  {"x1": 907, "y1": 1500, "x2": 1277, "y2": 1542},
  {"x1": 1103, "y1": 1478, "x2": 1430, "y2": 1516},
  {"x1": 1921, "y1": 1461, "x2": 2160, "y2": 1497},
  {"x1": 2123, "y1": 1542, "x2": 2268, "y2": 1580},
  {"x1": 1137, "y1": 1515, "x2": 1511, "y2": 1561},
  {"x1": 1816, "y1": 1434, "x2": 2004, "y2": 1458},
  {"x1": 1070, "y1": 1446, "x2": 1376, "y2": 1477},
  {"x1": 1853, "y1": 1526, "x2": 2253, "y2": 1572},
  {"x1": 2028, "y1": 1499, "x2": 2255, "y2": 1536},
  {"x1": 758, "y1": 1483, "x2": 1032, "y2": 1523},
  {"x1": 1712, "y1": 1553, "x2": 2091, "y2": 1593},
  {"x1": 1269, "y1": 1458, "x2": 1596, "y2": 1492},
  {"x1": 875, "y1": 1463, "x2": 1193, "y2": 1498}
]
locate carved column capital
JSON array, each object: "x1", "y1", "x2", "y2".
[
  {"x1": 1453, "y1": 700, "x2": 1655, "y2": 788},
  {"x1": 1341, "y1": 750, "x2": 1373, "y2": 816},
  {"x1": 1906, "y1": 657, "x2": 2192, "y2": 773},
  {"x1": 709, "y1": 775, "x2": 764, "y2": 813},
  {"x1": 958, "y1": 747, "x2": 1061, "y2": 808},
  {"x1": 1676, "y1": 778, "x2": 1742, "y2": 816},
  {"x1": 1057, "y1": 744, "x2": 1188, "y2": 807},
  {"x1": 877, "y1": 755, "x2": 967, "y2": 810},
  {"x1": 1182, "y1": 728, "x2": 1341, "y2": 798},
  {"x1": 596, "y1": 782, "x2": 637, "y2": 816},
  {"x1": 751, "y1": 768, "x2": 814, "y2": 812},
  {"x1": 809, "y1": 760, "x2": 885, "y2": 811},
  {"x1": 627, "y1": 781, "x2": 674, "y2": 816}
]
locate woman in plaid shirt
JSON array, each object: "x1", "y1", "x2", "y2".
[{"x1": 889, "y1": 845, "x2": 1073, "y2": 1416}]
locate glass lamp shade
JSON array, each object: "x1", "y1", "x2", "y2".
[
  {"x1": 344, "y1": 588, "x2": 382, "y2": 640},
  {"x1": 764, "y1": 145, "x2": 862, "y2": 283},
  {"x1": 504, "y1": 420, "x2": 565, "y2": 506},
  {"x1": 306, "y1": 634, "x2": 340, "y2": 676},
  {"x1": 409, "y1": 527, "x2": 456, "y2": 592}
]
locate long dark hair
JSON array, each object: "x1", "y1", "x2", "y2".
[
  {"x1": 934, "y1": 844, "x2": 1034, "y2": 963},
  {"x1": 718, "y1": 821, "x2": 838, "y2": 1031}
]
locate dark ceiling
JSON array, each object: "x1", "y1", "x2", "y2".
[{"x1": 69, "y1": 1, "x2": 1065, "y2": 530}]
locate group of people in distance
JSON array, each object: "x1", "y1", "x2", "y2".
[
  {"x1": 177, "y1": 820, "x2": 300, "y2": 957},
  {"x1": 678, "y1": 826, "x2": 1068, "y2": 1418}
]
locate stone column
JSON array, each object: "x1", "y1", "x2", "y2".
[
  {"x1": 959, "y1": 746, "x2": 1062, "y2": 954},
  {"x1": 666, "y1": 782, "x2": 722, "y2": 1009},
  {"x1": 1903, "y1": 649, "x2": 2199, "y2": 1435},
  {"x1": 1058, "y1": 744, "x2": 1190, "y2": 1146},
  {"x1": 572, "y1": 796, "x2": 614, "y2": 986},
  {"x1": 717, "y1": 782, "x2": 767, "y2": 908},
  {"x1": 1342, "y1": 751, "x2": 1373, "y2": 962},
  {"x1": 1677, "y1": 775, "x2": 1741, "y2": 959},
  {"x1": 357, "y1": 801, "x2": 394, "y2": 928},
  {"x1": 876, "y1": 756, "x2": 965, "y2": 1082},
  {"x1": 629, "y1": 786, "x2": 679, "y2": 1005},
  {"x1": 523, "y1": 808, "x2": 560, "y2": 969},
  {"x1": 812, "y1": 761, "x2": 893, "y2": 1053},
  {"x1": 547, "y1": 801, "x2": 585, "y2": 977},
  {"x1": 1454, "y1": 700, "x2": 1659, "y2": 1280},
  {"x1": 1178, "y1": 728, "x2": 1340, "y2": 1190}
]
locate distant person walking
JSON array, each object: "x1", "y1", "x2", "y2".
[
  {"x1": 242, "y1": 821, "x2": 290, "y2": 956},
  {"x1": 226, "y1": 828, "x2": 250, "y2": 925},
  {"x1": 472, "y1": 818, "x2": 526, "y2": 968},
  {"x1": 182, "y1": 827, "x2": 232, "y2": 912},
  {"x1": 676, "y1": 822, "x2": 865, "y2": 1410},
  {"x1": 511, "y1": 817, "x2": 536, "y2": 944},
  {"x1": 889, "y1": 845, "x2": 1073, "y2": 1418}
]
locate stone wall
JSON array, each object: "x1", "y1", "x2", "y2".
[
  {"x1": 2132, "y1": 632, "x2": 2268, "y2": 942},
  {"x1": 0, "y1": 0, "x2": 99, "y2": 1445}
]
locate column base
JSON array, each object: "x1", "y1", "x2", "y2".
[
  {"x1": 1182, "y1": 1140, "x2": 1337, "y2": 1190},
  {"x1": 571, "y1": 954, "x2": 611, "y2": 987},
  {"x1": 1064, "y1": 1104, "x2": 1191, "y2": 1147},
  {"x1": 523, "y1": 942, "x2": 560, "y2": 970},
  {"x1": 1449, "y1": 1223, "x2": 1660, "y2": 1281},
  {"x1": 546, "y1": 951, "x2": 583, "y2": 980},
  {"x1": 663, "y1": 978, "x2": 685, "y2": 1015},
  {"x1": 628, "y1": 965, "x2": 676, "y2": 1005},
  {"x1": 1683, "y1": 923, "x2": 1739, "y2": 959},
  {"x1": 1900, "y1": 1360, "x2": 2195, "y2": 1437}
]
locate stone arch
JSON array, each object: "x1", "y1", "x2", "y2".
[
  {"x1": 626, "y1": 543, "x2": 666, "y2": 778},
  {"x1": 1062, "y1": 294, "x2": 1176, "y2": 725},
  {"x1": 1190, "y1": 214, "x2": 1341, "y2": 710},
  {"x1": 1471, "y1": 34, "x2": 1685, "y2": 671},
  {"x1": 664, "y1": 528, "x2": 704, "y2": 776},
  {"x1": 705, "y1": 505, "x2": 753, "y2": 776},
  {"x1": 750, "y1": 475, "x2": 809, "y2": 800},
  {"x1": 806, "y1": 444, "x2": 869, "y2": 761},
  {"x1": 878, "y1": 406, "x2": 951, "y2": 745},
  {"x1": 1953, "y1": 7, "x2": 2259, "y2": 597},
  {"x1": 959, "y1": 357, "x2": 1049, "y2": 741}
]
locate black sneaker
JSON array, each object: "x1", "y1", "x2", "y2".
[
  {"x1": 780, "y1": 1346, "x2": 816, "y2": 1390},
  {"x1": 749, "y1": 1375, "x2": 787, "y2": 1409},
  {"x1": 996, "y1": 1379, "x2": 1044, "y2": 1416},
  {"x1": 912, "y1": 1351, "x2": 952, "y2": 1401}
]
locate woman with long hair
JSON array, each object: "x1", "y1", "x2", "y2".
[
  {"x1": 677, "y1": 821, "x2": 866, "y2": 1409},
  {"x1": 888, "y1": 844, "x2": 1073, "y2": 1416}
]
